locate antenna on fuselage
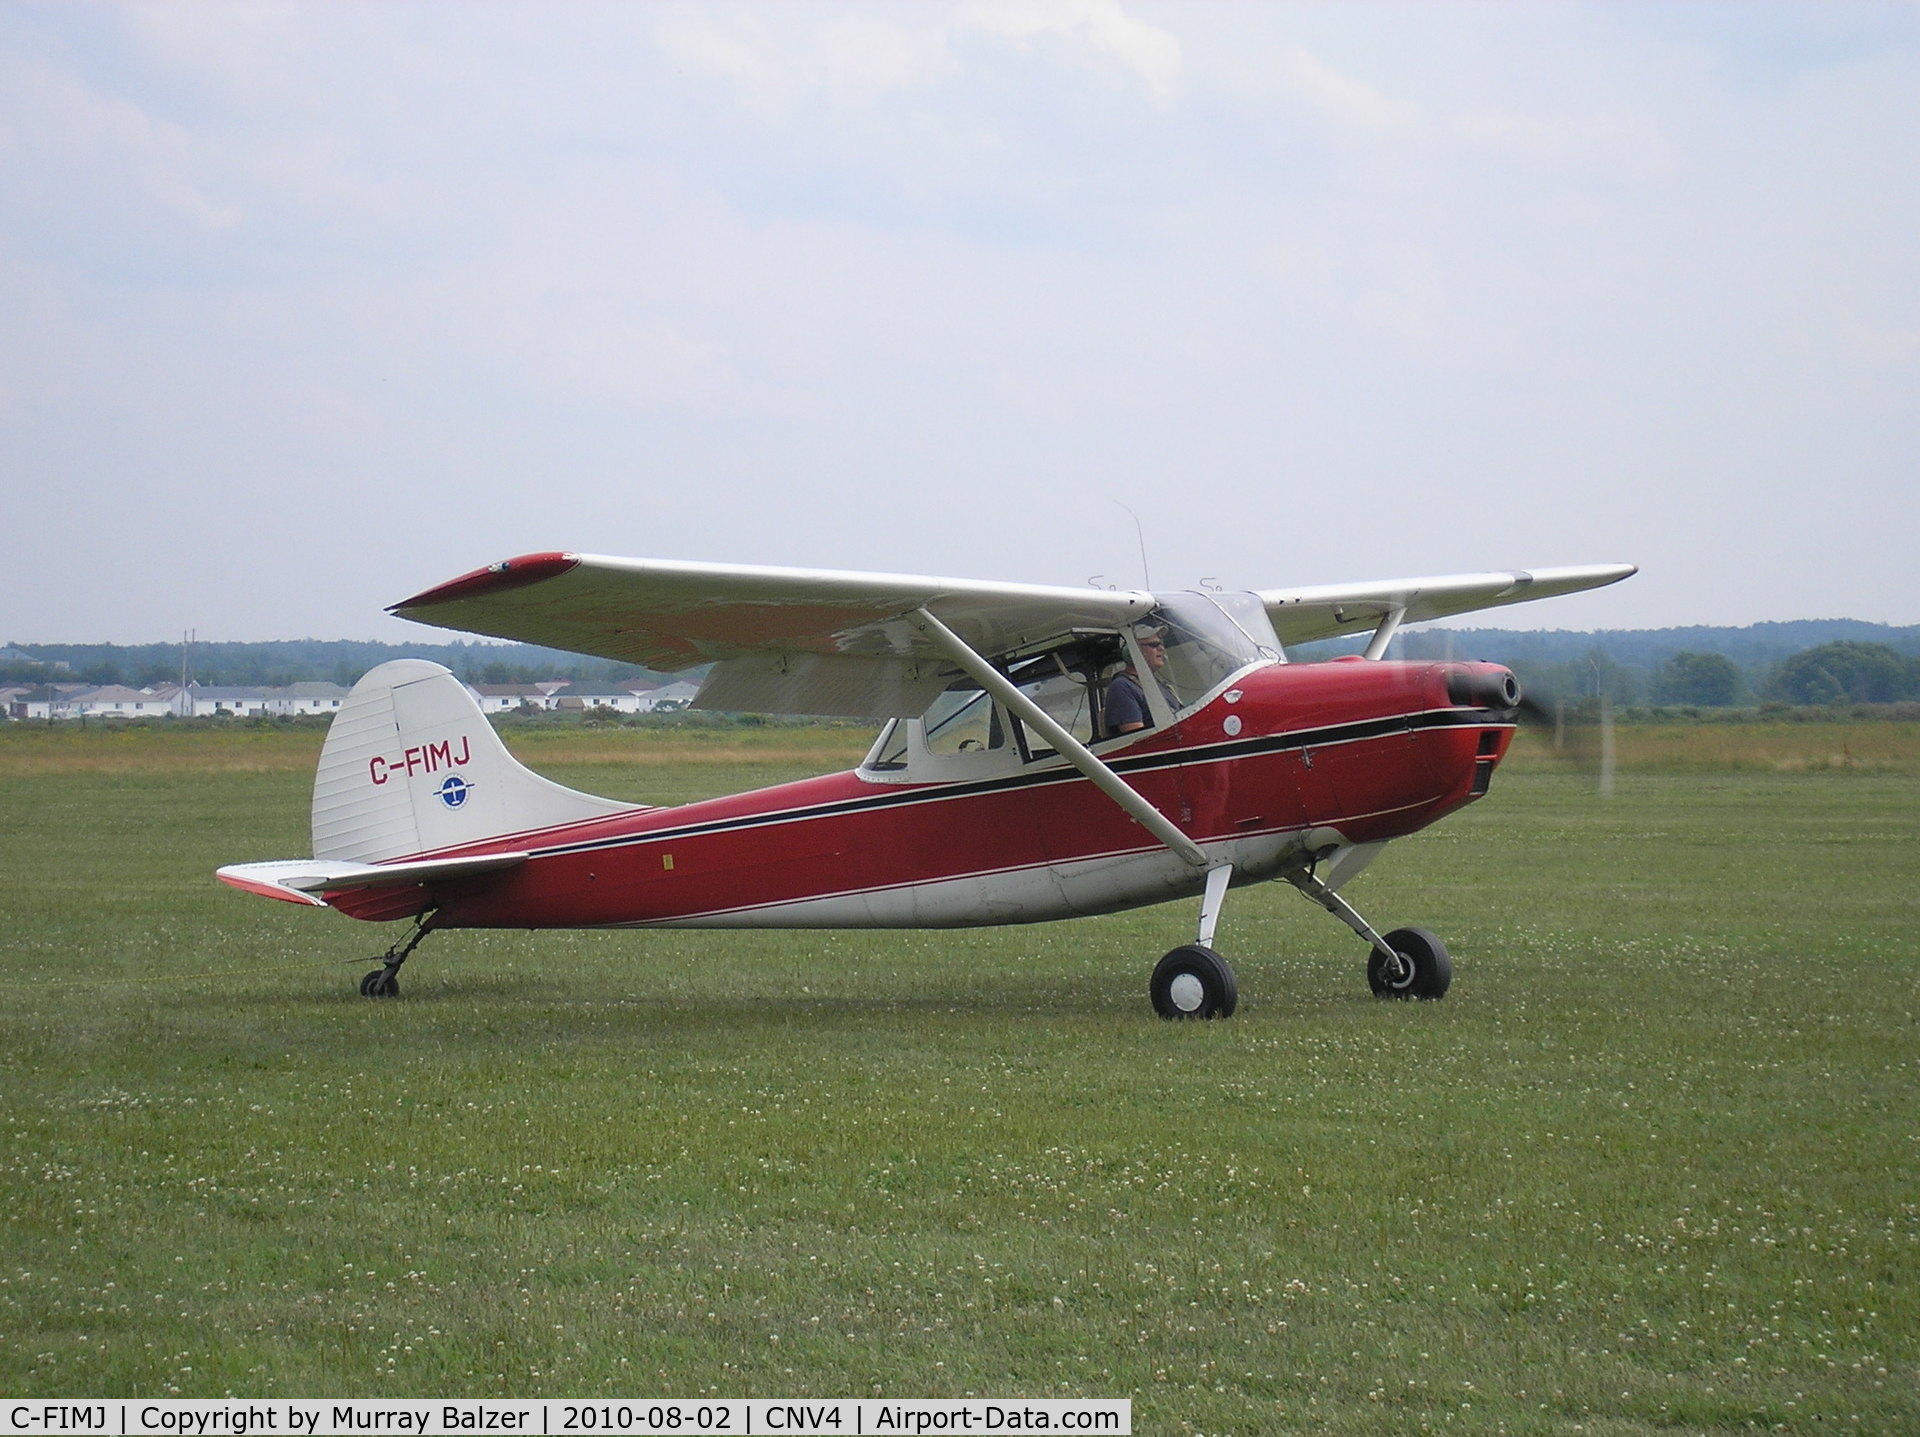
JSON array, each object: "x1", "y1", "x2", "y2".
[{"x1": 1114, "y1": 501, "x2": 1151, "y2": 590}]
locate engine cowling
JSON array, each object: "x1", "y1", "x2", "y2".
[{"x1": 1445, "y1": 665, "x2": 1521, "y2": 711}]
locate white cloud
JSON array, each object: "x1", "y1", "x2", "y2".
[
  {"x1": 1452, "y1": 107, "x2": 1666, "y2": 174},
  {"x1": 1275, "y1": 44, "x2": 1414, "y2": 132},
  {"x1": 1357, "y1": 246, "x2": 1446, "y2": 344},
  {"x1": 812, "y1": 11, "x2": 958, "y2": 98},
  {"x1": 654, "y1": 6, "x2": 954, "y2": 111},
  {"x1": 1840, "y1": 315, "x2": 1920, "y2": 367},
  {"x1": 118, "y1": 1, "x2": 312, "y2": 105},
  {"x1": 965, "y1": 0, "x2": 1183, "y2": 104},
  {"x1": 0, "y1": 55, "x2": 243, "y2": 241},
  {"x1": 3, "y1": 3, "x2": 1918, "y2": 636},
  {"x1": 437, "y1": 255, "x2": 742, "y2": 412},
  {"x1": 657, "y1": 1, "x2": 1182, "y2": 113}
]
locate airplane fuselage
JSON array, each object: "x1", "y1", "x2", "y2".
[{"x1": 324, "y1": 658, "x2": 1517, "y2": 932}]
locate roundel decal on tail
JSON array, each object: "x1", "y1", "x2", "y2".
[{"x1": 436, "y1": 775, "x2": 474, "y2": 809}]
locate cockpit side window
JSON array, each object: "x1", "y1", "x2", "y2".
[
  {"x1": 1004, "y1": 634, "x2": 1124, "y2": 761},
  {"x1": 864, "y1": 607, "x2": 1281, "y2": 776},
  {"x1": 860, "y1": 682, "x2": 1008, "y2": 775},
  {"x1": 860, "y1": 597, "x2": 1281, "y2": 780},
  {"x1": 865, "y1": 718, "x2": 911, "y2": 771},
  {"x1": 923, "y1": 682, "x2": 1004, "y2": 756}
]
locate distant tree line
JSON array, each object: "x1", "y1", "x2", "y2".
[
  {"x1": 7, "y1": 623, "x2": 1919, "y2": 711},
  {"x1": 1401, "y1": 641, "x2": 1920, "y2": 710},
  {"x1": 0, "y1": 639, "x2": 669, "y2": 689},
  {"x1": 1481, "y1": 641, "x2": 1920, "y2": 709},
  {"x1": 1266, "y1": 616, "x2": 1920, "y2": 710},
  {"x1": 1760, "y1": 641, "x2": 1920, "y2": 705}
]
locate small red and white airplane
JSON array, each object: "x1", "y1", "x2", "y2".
[{"x1": 219, "y1": 553, "x2": 1633, "y2": 1016}]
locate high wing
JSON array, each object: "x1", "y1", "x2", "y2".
[
  {"x1": 1257, "y1": 564, "x2": 1637, "y2": 649},
  {"x1": 390, "y1": 552, "x2": 1636, "y2": 718},
  {"x1": 390, "y1": 553, "x2": 1155, "y2": 719}
]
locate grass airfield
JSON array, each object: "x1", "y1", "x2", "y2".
[{"x1": 0, "y1": 723, "x2": 1914, "y2": 1433}]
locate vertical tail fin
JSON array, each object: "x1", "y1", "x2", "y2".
[{"x1": 312, "y1": 660, "x2": 636, "y2": 862}]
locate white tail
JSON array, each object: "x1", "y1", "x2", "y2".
[{"x1": 312, "y1": 660, "x2": 636, "y2": 862}]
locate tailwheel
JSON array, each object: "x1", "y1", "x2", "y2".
[
  {"x1": 1150, "y1": 944, "x2": 1239, "y2": 1021},
  {"x1": 1368, "y1": 927, "x2": 1451, "y2": 1001},
  {"x1": 355, "y1": 911, "x2": 435, "y2": 998}
]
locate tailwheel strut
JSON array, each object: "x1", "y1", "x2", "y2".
[{"x1": 359, "y1": 910, "x2": 437, "y2": 999}]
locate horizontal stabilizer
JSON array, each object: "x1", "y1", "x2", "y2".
[{"x1": 216, "y1": 852, "x2": 528, "y2": 908}]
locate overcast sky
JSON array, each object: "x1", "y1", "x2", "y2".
[{"x1": 3, "y1": 2, "x2": 1916, "y2": 644}]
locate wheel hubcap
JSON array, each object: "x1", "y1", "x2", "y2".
[{"x1": 1169, "y1": 972, "x2": 1206, "y2": 1012}]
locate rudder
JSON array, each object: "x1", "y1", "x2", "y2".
[{"x1": 312, "y1": 660, "x2": 635, "y2": 862}]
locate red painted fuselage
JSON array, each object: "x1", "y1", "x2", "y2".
[{"x1": 326, "y1": 659, "x2": 1516, "y2": 931}]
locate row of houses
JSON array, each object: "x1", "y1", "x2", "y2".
[{"x1": 1, "y1": 677, "x2": 701, "y2": 722}]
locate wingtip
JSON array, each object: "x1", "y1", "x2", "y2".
[{"x1": 389, "y1": 552, "x2": 581, "y2": 614}]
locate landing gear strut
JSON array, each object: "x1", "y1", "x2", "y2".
[
  {"x1": 359, "y1": 911, "x2": 436, "y2": 999},
  {"x1": 1284, "y1": 866, "x2": 1452, "y2": 1001},
  {"x1": 1152, "y1": 864, "x2": 1240, "y2": 1020}
]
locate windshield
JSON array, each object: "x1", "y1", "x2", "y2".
[{"x1": 1148, "y1": 591, "x2": 1282, "y2": 706}]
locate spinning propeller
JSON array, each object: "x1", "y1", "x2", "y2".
[{"x1": 1507, "y1": 687, "x2": 1617, "y2": 797}]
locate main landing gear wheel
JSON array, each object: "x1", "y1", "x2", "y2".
[
  {"x1": 1151, "y1": 944, "x2": 1239, "y2": 1021},
  {"x1": 359, "y1": 969, "x2": 400, "y2": 999},
  {"x1": 1368, "y1": 926, "x2": 1452, "y2": 1001}
]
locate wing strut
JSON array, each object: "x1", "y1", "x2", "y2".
[
  {"x1": 1362, "y1": 606, "x2": 1407, "y2": 661},
  {"x1": 907, "y1": 608, "x2": 1210, "y2": 869}
]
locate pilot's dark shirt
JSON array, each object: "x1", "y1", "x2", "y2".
[
  {"x1": 1106, "y1": 672, "x2": 1151, "y2": 733},
  {"x1": 1106, "y1": 671, "x2": 1176, "y2": 736}
]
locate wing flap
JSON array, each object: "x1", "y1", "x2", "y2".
[
  {"x1": 216, "y1": 852, "x2": 530, "y2": 908},
  {"x1": 693, "y1": 650, "x2": 959, "y2": 720}
]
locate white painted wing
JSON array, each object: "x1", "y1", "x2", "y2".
[
  {"x1": 389, "y1": 552, "x2": 1154, "y2": 719},
  {"x1": 1257, "y1": 564, "x2": 1637, "y2": 648}
]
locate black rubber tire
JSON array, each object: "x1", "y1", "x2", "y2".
[
  {"x1": 1150, "y1": 944, "x2": 1239, "y2": 1020},
  {"x1": 360, "y1": 969, "x2": 400, "y2": 999},
  {"x1": 1368, "y1": 927, "x2": 1451, "y2": 1000}
]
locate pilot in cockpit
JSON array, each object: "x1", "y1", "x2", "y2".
[{"x1": 1103, "y1": 625, "x2": 1178, "y2": 736}]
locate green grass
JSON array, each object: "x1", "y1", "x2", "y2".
[
  {"x1": 1511, "y1": 721, "x2": 1920, "y2": 775},
  {"x1": 0, "y1": 733, "x2": 1915, "y2": 1433}
]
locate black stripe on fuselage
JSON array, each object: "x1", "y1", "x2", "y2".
[{"x1": 509, "y1": 707, "x2": 1510, "y2": 864}]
